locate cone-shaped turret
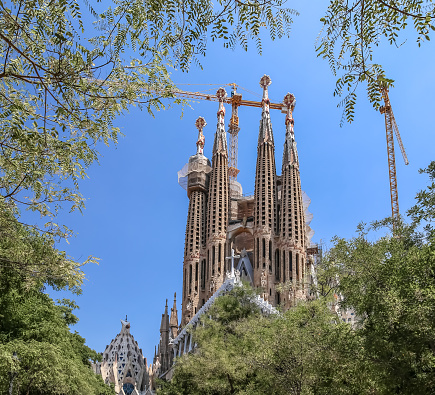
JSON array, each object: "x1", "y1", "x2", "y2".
[
  {"x1": 206, "y1": 87, "x2": 230, "y2": 298},
  {"x1": 158, "y1": 300, "x2": 170, "y2": 373},
  {"x1": 253, "y1": 75, "x2": 277, "y2": 300},
  {"x1": 280, "y1": 93, "x2": 307, "y2": 304},
  {"x1": 160, "y1": 299, "x2": 169, "y2": 333}
]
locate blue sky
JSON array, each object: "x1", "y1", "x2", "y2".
[{"x1": 46, "y1": 1, "x2": 434, "y2": 364}]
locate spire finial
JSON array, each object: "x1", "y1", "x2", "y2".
[
  {"x1": 260, "y1": 75, "x2": 272, "y2": 113},
  {"x1": 282, "y1": 93, "x2": 299, "y2": 167},
  {"x1": 125, "y1": 314, "x2": 128, "y2": 322},
  {"x1": 283, "y1": 93, "x2": 296, "y2": 133},
  {"x1": 216, "y1": 87, "x2": 227, "y2": 126},
  {"x1": 195, "y1": 117, "x2": 206, "y2": 155}
]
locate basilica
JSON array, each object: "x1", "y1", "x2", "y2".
[{"x1": 95, "y1": 75, "x2": 318, "y2": 394}]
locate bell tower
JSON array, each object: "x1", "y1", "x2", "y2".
[
  {"x1": 253, "y1": 75, "x2": 277, "y2": 302},
  {"x1": 280, "y1": 93, "x2": 307, "y2": 305},
  {"x1": 181, "y1": 117, "x2": 211, "y2": 325},
  {"x1": 205, "y1": 88, "x2": 230, "y2": 298}
]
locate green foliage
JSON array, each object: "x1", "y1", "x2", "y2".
[
  {"x1": 317, "y1": 161, "x2": 435, "y2": 393},
  {"x1": 0, "y1": 200, "x2": 86, "y2": 291},
  {"x1": 0, "y1": 267, "x2": 114, "y2": 395},
  {"x1": 317, "y1": 0, "x2": 435, "y2": 124},
  {"x1": 0, "y1": 0, "x2": 296, "y2": 234},
  {"x1": 408, "y1": 160, "x2": 435, "y2": 238},
  {"x1": 160, "y1": 286, "x2": 372, "y2": 394}
]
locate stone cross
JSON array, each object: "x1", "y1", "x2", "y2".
[
  {"x1": 225, "y1": 248, "x2": 240, "y2": 278},
  {"x1": 195, "y1": 116, "x2": 206, "y2": 155}
]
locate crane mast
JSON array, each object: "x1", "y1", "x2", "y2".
[
  {"x1": 228, "y1": 85, "x2": 242, "y2": 181},
  {"x1": 379, "y1": 87, "x2": 409, "y2": 225}
]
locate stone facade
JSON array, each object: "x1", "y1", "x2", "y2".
[
  {"x1": 93, "y1": 320, "x2": 151, "y2": 395},
  {"x1": 178, "y1": 76, "x2": 316, "y2": 325}
]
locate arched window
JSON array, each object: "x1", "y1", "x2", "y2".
[
  {"x1": 189, "y1": 264, "x2": 192, "y2": 294},
  {"x1": 282, "y1": 251, "x2": 286, "y2": 283},
  {"x1": 262, "y1": 238, "x2": 266, "y2": 258},
  {"x1": 275, "y1": 249, "x2": 280, "y2": 281},
  {"x1": 256, "y1": 238, "x2": 260, "y2": 268}
]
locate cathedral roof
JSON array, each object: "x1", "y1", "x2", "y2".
[{"x1": 100, "y1": 320, "x2": 148, "y2": 394}]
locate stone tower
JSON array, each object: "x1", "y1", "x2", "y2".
[
  {"x1": 253, "y1": 75, "x2": 277, "y2": 302},
  {"x1": 178, "y1": 76, "x2": 315, "y2": 327},
  {"x1": 205, "y1": 87, "x2": 230, "y2": 301},
  {"x1": 181, "y1": 117, "x2": 211, "y2": 325},
  {"x1": 279, "y1": 93, "x2": 307, "y2": 306}
]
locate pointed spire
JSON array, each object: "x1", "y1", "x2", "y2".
[
  {"x1": 195, "y1": 117, "x2": 206, "y2": 155},
  {"x1": 282, "y1": 93, "x2": 299, "y2": 168},
  {"x1": 170, "y1": 293, "x2": 178, "y2": 338},
  {"x1": 258, "y1": 75, "x2": 274, "y2": 145},
  {"x1": 212, "y1": 87, "x2": 228, "y2": 156},
  {"x1": 160, "y1": 299, "x2": 169, "y2": 332}
]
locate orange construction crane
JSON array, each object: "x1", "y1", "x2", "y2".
[
  {"x1": 90, "y1": 78, "x2": 285, "y2": 180},
  {"x1": 379, "y1": 87, "x2": 409, "y2": 225}
]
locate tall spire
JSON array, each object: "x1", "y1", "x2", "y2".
[
  {"x1": 160, "y1": 299, "x2": 169, "y2": 332},
  {"x1": 170, "y1": 293, "x2": 178, "y2": 339},
  {"x1": 206, "y1": 86, "x2": 230, "y2": 296},
  {"x1": 282, "y1": 93, "x2": 299, "y2": 168},
  {"x1": 258, "y1": 75, "x2": 274, "y2": 145},
  {"x1": 213, "y1": 88, "x2": 228, "y2": 155},
  {"x1": 195, "y1": 117, "x2": 206, "y2": 155},
  {"x1": 254, "y1": 74, "x2": 277, "y2": 301}
]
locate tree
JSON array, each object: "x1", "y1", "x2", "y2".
[
  {"x1": 0, "y1": 267, "x2": 114, "y2": 394},
  {"x1": 0, "y1": 0, "x2": 296, "y2": 229},
  {"x1": 316, "y1": 0, "x2": 435, "y2": 123},
  {"x1": 317, "y1": 161, "x2": 435, "y2": 393},
  {"x1": 159, "y1": 285, "x2": 371, "y2": 395}
]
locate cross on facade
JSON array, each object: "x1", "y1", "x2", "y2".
[{"x1": 225, "y1": 248, "x2": 240, "y2": 278}]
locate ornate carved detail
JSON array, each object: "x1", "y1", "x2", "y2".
[
  {"x1": 195, "y1": 116, "x2": 206, "y2": 155},
  {"x1": 261, "y1": 270, "x2": 267, "y2": 288}
]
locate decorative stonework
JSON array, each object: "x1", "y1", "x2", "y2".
[{"x1": 96, "y1": 320, "x2": 149, "y2": 395}]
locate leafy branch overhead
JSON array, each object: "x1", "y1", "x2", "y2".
[
  {"x1": 316, "y1": 0, "x2": 435, "y2": 124},
  {"x1": 0, "y1": 0, "x2": 296, "y2": 234}
]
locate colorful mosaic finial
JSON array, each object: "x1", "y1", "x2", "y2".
[
  {"x1": 283, "y1": 93, "x2": 296, "y2": 131},
  {"x1": 259, "y1": 74, "x2": 272, "y2": 113},
  {"x1": 195, "y1": 116, "x2": 206, "y2": 155}
]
